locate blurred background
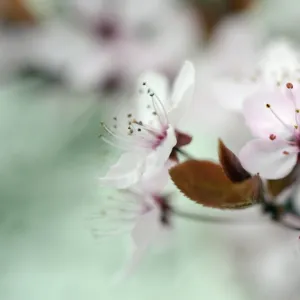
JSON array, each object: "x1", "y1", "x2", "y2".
[{"x1": 1, "y1": 0, "x2": 300, "y2": 299}]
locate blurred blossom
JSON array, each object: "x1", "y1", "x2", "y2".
[
  {"x1": 0, "y1": 0, "x2": 200, "y2": 93},
  {"x1": 191, "y1": 15, "x2": 300, "y2": 118},
  {"x1": 91, "y1": 167, "x2": 171, "y2": 277}
]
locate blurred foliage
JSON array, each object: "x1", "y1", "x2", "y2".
[
  {"x1": 0, "y1": 0, "x2": 35, "y2": 24},
  {"x1": 186, "y1": 0, "x2": 253, "y2": 37}
]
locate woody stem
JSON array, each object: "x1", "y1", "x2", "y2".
[
  {"x1": 174, "y1": 147, "x2": 195, "y2": 160},
  {"x1": 171, "y1": 207, "x2": 256, "y2": 225}
]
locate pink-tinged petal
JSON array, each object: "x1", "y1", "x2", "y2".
[
  {"x1": 131, "y1": 207, "x2": 160, "y2": 250},
  {"x1": 148, "y1": 126, "x2": 177, "y2": 167},
  {"x1": 99, "y1": 152, "x2": 146, "y2": 189},
  {"x1": 168, "y1": 61, "x2": 195, "y2": 125},
  {"x1": 243, "y1": 89, "x2": 295, "y2": 139},
  {"x1": 239, "y1": 139, "x2": 298, "y2": 180},
  {"x1": 121, "y1": 206, "x2": 169, "y2": 280},
  {"x1": 212, "y1": 78, "x2": 258, "y2": 111},
  {"x1": 135, "y1": 166, "x2": 169, "y2": 195}
]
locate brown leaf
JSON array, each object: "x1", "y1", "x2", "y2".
[
  {"x1": 169, "y1": 160, "x2": 261, "y2": 209},
  {"x1": 218, "y1": 139, "x2": 251, "y2": 183},
  {"x1": 0, "y1": 0, "x2": 35, "y2": 24},
  {"x1": 267, "y1": 170, "x2": 296, "y2": 197}
]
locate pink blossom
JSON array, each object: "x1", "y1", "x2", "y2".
[
  {"x1": 99, "y1": 61, "x2": 195, "y2": 188},
  {"x1": 239, "y1": 82, "x2": 300, "y2": 179},
  {"x1": 91, "y1": 167, "x2": 172, "y2": 276}
]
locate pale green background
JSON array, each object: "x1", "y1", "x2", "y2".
[{"x1": 0, "y1": 78, "x2": 251, "y2": 300}]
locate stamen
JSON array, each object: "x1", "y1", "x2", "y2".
[
  {"x1": 101, "y1": 122, "x2": 143, "y2": 145},
  {"x1": 286, "y1": 82, "x2": 294, "y2": 89},
  {"x1": 150, "y1": 93, "x2": 169, "y2": 124},
  {"x1": 269, "y1": 134, "x2": 276, "y2": 140},
  {"x1": 283, "y1": 151, "x2": 290, "y2": 155},
  {"x1": 132, "y1": 119, "x2": 161, "y2": 135},
  {"x1": 265, "y1": 104, "x2": 294, "y2": 133},
  {"x1": 143, "y1": 81, "x2": 169, "y2": 125}
]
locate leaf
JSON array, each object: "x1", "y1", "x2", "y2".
[
  {"x1": 169, "y1": 160, "x2": 261, "y2": 209},
  {"x1": 0, "y1": 0, "x2": 35, "y2": 24},
  {"x1": 218, "y1": 139, "x2": 251, "y2": 183},
  {"x1": 267, "y1": 170, "x2": 296, "y2": 197}
]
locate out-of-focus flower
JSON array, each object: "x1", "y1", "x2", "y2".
[
  {"x1": 194, "y1": 14, "x2": 300, "y2": 112},
  {"x1": 239, "y1": 83, "x2": 300, "y2": 180},
  {"x1": 214, "y1": 41, "x2": 300, "y2": 111},
  {"x1": 99, "y1": 62, "x2": 195, "y2": 189},
  {"x1": 2, "y1": 0, "x2": 200, "y2": 92},
  {"x1": 91, "y1": 167, "x2": 171, "y2": 276}
]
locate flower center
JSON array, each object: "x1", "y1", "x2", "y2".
[{"x1": 99, "y1": 80, "x2": 170, "y2": 151}]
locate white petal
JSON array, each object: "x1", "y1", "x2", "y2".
[
  {"x1": 134, "y1": 166, "x2": 169, "y2": 195},
  {"x1": 99, "y1": 152, "x2": 146, "y2": 189},
  {"x1": 212, "y1": 78, "x2": 258, "y2": 111},
  {"x1": 131, "y1": 207, "x2": 160, "y2": 249},
  {"x1": 239, "y1": 139, "x2": 298, "y2": 179},
  {"x1": 146, "y1": 126, "x2": 177, "y2": 168},
  {"x1": 243, "y1": 89, "x2": 296, "y2": 139},
  {"x1": 168, "y1": 61, "x2": 195, "y2": 125}
]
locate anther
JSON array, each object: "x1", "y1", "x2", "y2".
[
  {"x1": 152, "y1": 112, "x2": 157, "y2": 115},
  {"x1": 138, "y1": 128, "x2": 141, "y2": 132},
  {"x1": 143, "y1": 82, "x2": 146, "y2": 86},
  {"x1": 266, "y1": 104, "x2": 271, "y2": 108},
  {"x1": 296, "y1": 109, "x2": 300, "y2": 113},
  {"x1": 269, "y1": 134, "x2": 276, "y2": 140},
  {"x1": 286, "y1": 82, "x2": 294, "y2": 89},
  {"x1": 283, "y1": 151, "x2": 290, "y2": 155},
  {"x1": 113, "y1": 117, "x2": 117, "y2": 121},
  {"x1": 127, "y1": 114, "x2": 132, "y2": 118},
  {"x1": 295, "y1": 125, "x2": 299, "y2": 129},
  {"x1": 150, "y1": 93, "x2": 155, "y2": 97},
  {"x1": 277, "y1": 81, "x2": 281, "y2": 86}
]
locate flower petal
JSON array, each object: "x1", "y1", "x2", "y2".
[
  {"x1": 131, "y1": 207, "x2": 160, "y2": 250},
  {"x1": 212, "y1": 78, "x2": 258, "y2": 111},
  {"x1": 99, "y1": 152, "x2": 146, "y2": 189},
  {"x1": 132, "y1": 166, "x2": 169, "y2": 195},
  {"x1": 168, "y1": 61, "x2": 195, "y2": 125},
  {"x1": 147, "y1": 126, "x2": 177, "y2": 168},
  {"x1": 239, "y1": 139, "x2": 298, "y2": 180},
  {"x1": 243, "y1": 89, "x2": 295, "y2": 139}
]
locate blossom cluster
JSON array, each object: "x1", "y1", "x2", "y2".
[{"x1": 98, "y1": 40, "x2": 300, "y2": 269}]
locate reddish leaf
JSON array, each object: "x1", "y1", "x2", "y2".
[
  {"x1": 0, "y1": 0, "x2": 35, "y2": 24},
  {"x1": 218, "y1": 139, "x2": 251, "y2": 183},
  {"x1": 169, "y1": 160, "x2": 261, "y2": 209}
]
